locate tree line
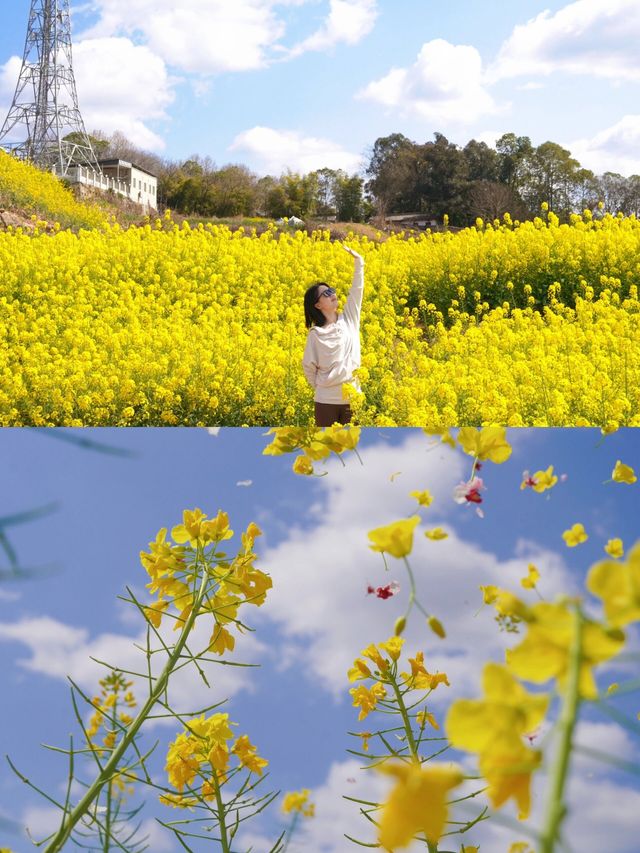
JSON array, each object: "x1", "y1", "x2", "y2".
[{"x1": 84, "y1": 129, "x2": 640, "y2": 225}]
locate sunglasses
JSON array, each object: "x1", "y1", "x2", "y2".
[{"x1": 317, "y1": 287, "x2": 336, "y2": 299}]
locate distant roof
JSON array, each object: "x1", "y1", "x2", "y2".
[
  {"x1": 384, "y1": 213, "x2": 432, "y2": 221},
  {"x1": 98, "y1": 158, "x2": 157, "y2": 178}
]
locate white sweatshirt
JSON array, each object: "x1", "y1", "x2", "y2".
[{"x1": 302, "y1": 257, "x2": 364, "y2": 404}]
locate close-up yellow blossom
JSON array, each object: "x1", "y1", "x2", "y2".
[
  {"x1": 521, "y1": 464, "x2": 558, "y2": 492},
  {"x1": 586, "y1": 542, "x2": 640, "y2": 627},
  {"x1": 605, "y1": 538, "x2": 625, "y2": 558},
  {"x1": 505, "y1": 601, "x2": 625, "y2": 698},
  {"x1": 445, "y1": 663, "x2": 549, "y2": 758},
  {"x1": 377, "y1": 761, "x2": 464, "y2": 848},
  {"x1": 611, "y1": 460, "x2": 638, "y2": 484},
  {"x1": 368, "y1": 516, "x2": 421, "y2": 558},
  {"x1": 562, "y1": 522, "x2": 588, "y2": 547},
  {"x1": 457, "y1": 426, "x2": 512, "y2": 463},
  {"x1": 425, "y1": 527, "x2": 448, "y2": 540},
  {"x1": 446, "y1": 663, "x2": 547, "y2": 819},
  {"x1": 479, "y1": 741, "x2": 541, "y2": 819},
  {"x1": 410, "y1": 489, "x2": 433, "y2": 506},
  {"x1": 520, "y1": 563, "x2": 540, "y2": 589}
]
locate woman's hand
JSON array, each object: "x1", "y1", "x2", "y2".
[{"x1": 342, "y1": 244, "x2": 364, "y2": 263}]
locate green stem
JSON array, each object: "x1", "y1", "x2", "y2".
[
  {"x1": 212, "y1": 770, "x2": 231, "y2": 853},
  {"x1": 44, "y1": 561, "x2": 211, "y2": 853},
  {"x1": 539, "y1": 605, "x2": 583, "y2": 853},
  {"x1": 389, "y1": 676, "x2": 419, "y2": 761},
  {"x1": 280, "y1": 811, "x2": 299, "y2": 853}
]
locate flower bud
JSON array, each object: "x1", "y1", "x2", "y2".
[
  {"x1": 428, "y1": 615, "x2": 446, "y2": 639},
  {"x1": 393, "y1": 616, "x2": 406, "y2": 636}
]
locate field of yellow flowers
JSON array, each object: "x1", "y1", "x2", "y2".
[
  {"x1": 0, "y1": 150, "x2": 106, "y2": 230},
  {"x1": 2, "y1": 155, "x2": 640, "y2": 426}
]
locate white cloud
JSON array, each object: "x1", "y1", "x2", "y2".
[
  {"x1": 80, "y1": 1, "x2": 376, "y2": 75},
  {"x1": 283, "y1": 759, "x2": 391, "y2": 851},
  {"x1": 288, "y1": 0, "x2": 378, "y2": 57},
  {"x1": 137, "y1": 818, "x2": 174, "y2": 852},
  {"x1": 0, "y1": 613, "x2": 264, "y2": 721},
  {"x1": 21, "y1": 805, "x2": 61, "y2": 841},
  {"x1": 0, "y1": 55, "x2": 20, "y2": 100},
  {"x1": 357, "y1": 39, "x2": 500, "y2": 125},
  {"x1": 257, "y1": 432, "x2": 576, "y2": 698},
  {"x1": 0, "y1": 55, "x2": 22, "y2": 142},
  {"x1": 73, "y1": 37, "x2": 173, "y2": 150},
  {"x1": 488, "y1": 0, "x2": 640, "y2": 83},
  {"x1": 229, "y1": 126, "x2": 362, "y2": 174},
  {"x1": 79, "y1": 0, "x2": 287, "y2": 74},
  {"x1": 0, "y1": 40, "x2": 171, "y2": 150},
  {"x1": 569, "y1": 114, "x2": 640, "y2": 176}
]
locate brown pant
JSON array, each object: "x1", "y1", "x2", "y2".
[{"x1": 314, "y1": 402, "x2": 352, "y2": 426}]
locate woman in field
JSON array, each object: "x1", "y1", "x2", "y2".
[{"x1": 302, "y1": 244, "x2": 364, "y2": 426}]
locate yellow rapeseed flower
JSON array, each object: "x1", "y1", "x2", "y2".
[
  {"x1": 562, "y1": 522, "x2": 588, "y2": 547},
  {"x1": 425, "y1": 527, "x2": 448, "y2": 540},
  {"x1": 457, "y1": 426, "x2": 512, "y2": 463},
  {"x1": 377, "y1": 761, "x2": 464, "y2": 848},
  {"x1": 368, "y1": 516, "x2": 421, "y2": 558},
  {"x1": 612, "y1": 460, "x2": 637, "y2": 484},
  {"x1": 410, "y1": 489, "x2": 433, "y2": 506},
  {"x1": 281, "y1": 788, "x2": 315, "y2": 817},
  {"x1": 506, "y1": 602, "x2": 625, "y2": 698},
  {"x1": 586, "y1": 541, "x2": 640, "y2": 627},
  {"x1": 520, "y1": 564, "x2": 540, "y2": 589},
  {"x1": 604, "y1": 538, "x2": 624, "y2": 558}
]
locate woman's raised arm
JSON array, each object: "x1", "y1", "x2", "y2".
[{"x1": 341, "y1": 244, "x2": 365, "y2": 327}]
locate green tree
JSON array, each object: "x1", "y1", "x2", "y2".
[
  {"x1": 526, "y1": 141, "x2": 582, "y2": 216},
  {"x1": 336, "y1": 173, "x2": 364, "y2": 221},
  {"x1": 365, "y1": 133, "x2": 415, "y2": 215},
  {"x1": 463, "y1": 139, "x2": 499, "y2": 183},
  {"x1": 496, "y1": 132, "x2": 534, "y2": 200}
]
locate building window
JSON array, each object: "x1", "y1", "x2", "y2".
[{"x1": 133, "y1": 177, "x2": 136, "y2": 188}]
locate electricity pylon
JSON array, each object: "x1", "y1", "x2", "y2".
[{"x1": 0, "y1": 0, "x2": 100, "y2": 175}]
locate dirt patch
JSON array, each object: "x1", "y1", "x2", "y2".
[{"x1": 0, "y1": 208, "x2": 37, "y2": 230}]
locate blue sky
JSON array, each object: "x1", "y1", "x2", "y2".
[
  {"x1": 2, "y1": 1, "x2": 640, "y2": 176},
  {"x1": 0, "y1": 427, "x2": 639, "y2": 851}
]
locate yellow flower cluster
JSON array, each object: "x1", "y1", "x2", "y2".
[
  {"x1": 402, "y1": 207, "x2": 640, "y2": 314},
  {"x1": 1, "y1": 207, "x2": 640, "y2": 424},
  {"x1": 0, "y1": 150, "x2": 105, "y2": 229},
  {"x1": 161, "y1": 712, "x2": 267, "y2": 809},
  {"x1": 281, "y1": 788, "x2": 315, "y2": 817},
  {"x1": 140, "y1": 509, "x2": 271, "y2": 655},
  {"x1": 446, "y1": 663, "x2": 547, "y2": 820},
  {"x1": 86, "y1": 672, "x2": 137, "y2": 753},
  {"x1": 448, "y1": 539, "x2": 640, "y2": 825},
  {"x1": 84, "y1": 672, "x2": 138, "y2": 800},
  {"x1": 263, "y1": 424, "x2": 360, "y2": 474},
  {"x1": 348, "y1": 638, "x2": 449, "y2": 721}
]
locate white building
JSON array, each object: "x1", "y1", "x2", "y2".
[{"x1": 58, "y1": 158, "x2": 158, "y2": 210}]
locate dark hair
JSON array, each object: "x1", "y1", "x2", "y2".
[{"x1": 304, "y1": 282, "x2": 330, "y2": 328}]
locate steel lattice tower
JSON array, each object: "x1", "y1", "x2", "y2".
[{"x1": 0, "y1": 0, "x2": 100, "y2": 175}]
